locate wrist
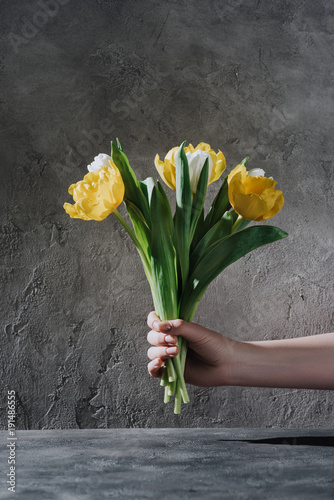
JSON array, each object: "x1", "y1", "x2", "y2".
[
  {"x1": 224, "y1": 340, "x2": 260, "y2": 387},
  {"x1": 217, "y1": 338, "x2": 247, "y2": 387}
]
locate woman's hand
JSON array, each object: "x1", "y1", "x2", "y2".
[
  {"x1": 146, "y1": 311, "x2": 237, "y2": 387},
  {"x1": 147, "y1": 311, "x2": 334, "y2": 390}
]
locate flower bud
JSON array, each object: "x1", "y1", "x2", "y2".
[
  {"x1": 155, "y1": 142, "x2": 226, "y2": 194},
  {"x1": 64, "y1": 162, "x2": 125, "y2": 221},
  {"x1": 228, "y1": 164, "x2": 284, "y2": 221}
]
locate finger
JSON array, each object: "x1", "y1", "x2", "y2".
[
  {"x1": 147, "y1": 330, "x2": 177, "y2": 346},
  {"x1": 148, "y1": 358, "x2": 165, "y2": 378},
  {"x1": 147, "y1": 345, "x2": 179, "y2": 361},
  {"x1": 147, "y1": 311, "x2": 160, "y2": 329},
  {"x1": 147, "y1": 311, "x2": 172, "y2": 333},
  {"x1": 147, "y1": 312, "x2": 215, "y2": 346},
  {"x1": 148, "y1": 316, "x2": 182, "y2": 334}
]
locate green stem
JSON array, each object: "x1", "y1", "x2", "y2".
[
  {"x1": 114, "y1": 205, "x2": 191, "y2": 412},
  {"x1": 114, "y1": 207, "x2": 194, "y2": 414},
  {"x1": 174, "y1": 385, "x2": 182, "y2": 414},
  {"x1": 180, "y1": 338, "x2": 188, "y2": 371},
  {"x1": 160, "y1": 366, "x2": 168, "y2": 386},
  {"x1": 164, "y1": 386, "x2": 171, "y2": 403},
  {"x1": 173, "y1": 337, "x2": 190, "y2": 404},
  {"x1": 113, "y1": 209, "x2": 152, "y2": 284},
  {"x1": 231, "y1": 215, "x2": 245, "y2": 234},
  {"x1": 113, "y1": 209, "x2": 141, "y2": 248},
  {"x1": 167, "y1": 380, "x2": 176, "y2": 397},
  {"x1": 167, "y1": 358, "x2": 176, "y2": 382}
]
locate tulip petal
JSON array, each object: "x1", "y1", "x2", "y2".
[
  {"x1": 63, "y1": 202, "x2": 85, "y2": 220},
  {"x1": 186, "y1": 150, "x2": 212, "y2": 193},
  {"x1": 244, "y1": 175, "x2": 277, "y2": 195},
  {"x1": 257, "y1": 191, "x2": 284, "y2": 221},
  {"x1": 185, "y1": 144, "x2": 195, "y2": 155},
  {"x1": 209, "y1": 150, "x2": 227, "y2": 184},
  {"x1": 248, "y1": 168, "x2": 265, "y2": 177},
  {"x1": 258, "y1": 187, "x2": 281, "y2": 211},
  {"x1": 87, "y1": 153, "x2": 113, "y2": 172},
  {"x1": 193, "y1": 142, "x2": 210, "y2": 153},
  {"x1": 228, "y1": 170, "x2": 245, "y2": 207},
  {"x1": 233, "y1": 192, "x2": 269, "y2": 220},
  {"x1": 165, "y1": 147, "x2": 180, "y2": 163},
  {"x1": 154, "y1": 154, "x2": 176, "y2": 191},
  {"x1": 228, "y1": 164, "x2": 247, "y2": 184}
]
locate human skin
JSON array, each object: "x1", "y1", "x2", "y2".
[{"x1": 146, "y1": 311, "x2": 334, "y2": 390}]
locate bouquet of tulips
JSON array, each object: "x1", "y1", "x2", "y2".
[{"x1": 64, "y1": 140, "x2": 287, "y2": 414}]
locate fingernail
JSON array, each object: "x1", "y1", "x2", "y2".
[
  {"x1": 173, "y1": 319, "x2": 183, "y2": 328},
  {"x1": 152, "y1": 321, "x2": 160, "y2": 330},
  {"x1": 160, "y1": 323, "x2": 171, "y2": 332},
  {"x1": 165, "y1": 335, "x2": 177, "y2": 344},
  {"x1": 166, "y1": 347, "x2": 178, "y2": 355}
]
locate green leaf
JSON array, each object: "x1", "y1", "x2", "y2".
[
  {"x1": 116, "y1": 138, "x2": 124, "y2": 151},
  {"x1": 190, "y1": 212, "x2": 234, "y2": 269},
  {"x1": 205, "y1": 176, "x2": 230, "y2": 229},
  {"x1": 111, "y1": 141, "x2": 151, "y2": 227},
  {"x1": 157, "y1": 181, "x2": 173, "y2": 233},
  {"x1": 150, "y1": 186, "x2": 178, "y2": 320},
  {"x1": 180, "y1": 225, "x2": 288, "y2": 320},
  {"x1": 190, "y1": 157, "x2": 209, "y2": 242},
  {"x1": 192, "y1": 176, "x2": 230, "y2": 249},
  {"x1": 191, "y1": 208, "x2": 204, "y2": 251},
  {"x1": 139, "y1": 177, "x2": 155, "y2": 206},
  {"x1": 125, "y1": 200, "x2": 151, "y2": 261},
  {"x1": 174, "y1": 142, "x2": 192, "y2": 289}
]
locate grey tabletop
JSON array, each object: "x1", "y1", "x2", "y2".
[{"x1": 1, "y1": 428, "x2": 334, "y2": 499}]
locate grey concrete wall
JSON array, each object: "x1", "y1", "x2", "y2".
[{"x1": 1, "y1": 0, "x2": 333, "y2": 429}]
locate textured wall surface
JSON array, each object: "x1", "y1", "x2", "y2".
[{"x1": 1, "y1": 0, "x2": 333, "y2": 429}]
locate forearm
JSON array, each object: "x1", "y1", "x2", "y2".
[{"x1": 229, "y1": 333, "x2": 334, "y2": 390}]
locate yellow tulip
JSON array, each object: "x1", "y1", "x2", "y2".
[
  {"x1": 63, "y1": 163, "x2": 125, "y2": 221},
  {"x1": 155, "y1": 142, "x2": 226, "y2": 193},
  {"x1": 228, "y1": 165, "x2": 284, "y2": 221}
]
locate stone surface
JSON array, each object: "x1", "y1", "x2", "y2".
[
  {"x1": 1, "y1": 0, "x2": 333, "y2": 428},
  {"x1": 1, "y1": 429, "x2": 334, "y2": 499}
]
